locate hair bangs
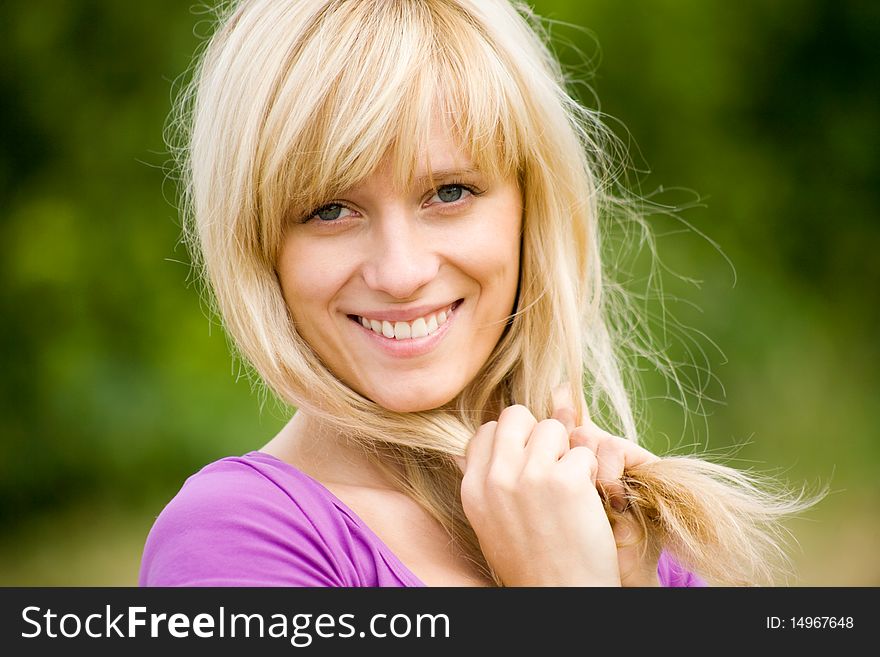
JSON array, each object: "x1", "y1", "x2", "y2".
[{"x1": 258, "y1": 0, "x2": 527, "y2": 252}]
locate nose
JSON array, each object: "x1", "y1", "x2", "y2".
[{"x1": 361, "y1": 211, "x2": 440, "y2": 299}]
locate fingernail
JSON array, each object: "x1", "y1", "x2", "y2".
[{"x1": 611, "y1": 496, "x2": 627, "y2": 513}]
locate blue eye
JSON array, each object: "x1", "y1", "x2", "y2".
[
  {"x1": 428, "y1": 182, "x2": 483, "y2": 209},
  {"x1": 317, "y1": 204, "x2": 343, "y2": 221},
  {"x1": 308, "y1": 204, "x2": 354, "y2": 222},
  {"x1": 437, "y1": 185, "x2": 464, "y2": 202}
]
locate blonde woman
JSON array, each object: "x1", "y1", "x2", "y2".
[{"x1": 140, "y1": 0, "x2": 811, "y2": 587}]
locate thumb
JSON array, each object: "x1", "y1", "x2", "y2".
[{"x1": 613, "y1": 512, "x2": 662, "y2": 587}]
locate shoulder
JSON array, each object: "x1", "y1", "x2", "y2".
[{"x1": 139, "y1": 452, "x2": 364, "y2": 587}]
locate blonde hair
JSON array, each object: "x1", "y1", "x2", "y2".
[{"x1": 174, "y1": 0, "x2": 816, "y2": 585}]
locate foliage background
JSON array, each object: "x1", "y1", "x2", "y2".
[{"x1": 1, "y1": 0, "x2": 877, "y2": 585}]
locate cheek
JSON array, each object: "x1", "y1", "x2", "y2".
[
  {"x1": 277, "y1": 239, "x2": 352, "y2": 320},
  {"x1": 477, "y1": 239, "x2": 519, "y2": 294},
  {"x1": 445, "y1": 214, "x2": 521, "y2": 328},
  {"x1": 467, "y1": 205, "x2": 522, "y2": 296}
]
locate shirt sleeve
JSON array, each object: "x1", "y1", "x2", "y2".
[
  {"x1": 657, "y1": 550, "x2": 708, "y2": 587},
  {"x1": 138, "y1": 460, "x2": 352, "y2": 587}
]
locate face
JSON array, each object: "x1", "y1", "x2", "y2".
[{"x1": 276, "y1": 121, "x2": 522, "y2": 413}]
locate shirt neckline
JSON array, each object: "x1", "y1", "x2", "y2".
[{"x1": 246, "y1": 450, "x2": 427, "y2": 587}]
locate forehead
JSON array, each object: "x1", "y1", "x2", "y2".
[
  {"x1": 366, "y1": 115, "x2": 480, "y2": 190},
  {"x1": 284, "y1": 94, "x2": 509, "y2": 215},
  {"x1": 253, "y1": 0, "x2": 528, "y2": 240}
]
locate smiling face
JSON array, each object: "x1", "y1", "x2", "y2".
[{"x1": 276, "y1": 122, "x2": 522, "y2": 413}]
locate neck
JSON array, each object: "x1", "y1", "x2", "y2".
[{"x1": 262, "y1": 409, "x2": 399, "y2": 490}]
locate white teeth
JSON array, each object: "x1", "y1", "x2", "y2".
[
  {"x1": 410, "y1": 317, "x2": 428, "y2": 338},
  {"x1": 357, "y1": 302, "x2": 458, "y2": 340}
]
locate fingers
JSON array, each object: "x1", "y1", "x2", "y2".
[
  {"x1": 494, "y1": 405, "x2": 535, "y2": 452},
  {"x1": 464, "y1": 420, "x2": 497, "y2": 474},
  {"x1": 488, "y1": 405, "x2": 536, "y2": 478},
  {"x1": 557, "y1": 444, "x2": 599, "y2": 486},
  {"x1": 466, "y1": 396, "x2": 658, "y2": 514},
  {"x1": 522, "y1": 418, "x2": 569, "y2": 470},
  {"x1": 461, "y1": 398, "x2": 661, "y2": 587},
  {"x1": 460, "y1": 402, "x2": 624, "y2": 586},
  {"x1": 464, "y1": 405, "x2": 537, "y2": 483},
  {"x1": 465, "y1": 406, "x2": 577, "y2": 494},
  {"x1": 570, "y1": 420, "x2": 658, "y2": 513}
]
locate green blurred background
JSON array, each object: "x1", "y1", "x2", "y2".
[{"x1": 1, "y1": 0, "x2": 877, "y2": 586}]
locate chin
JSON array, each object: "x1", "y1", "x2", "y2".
[{"x1": 369, "y1": 389, "x2": 457, "y2": 414}]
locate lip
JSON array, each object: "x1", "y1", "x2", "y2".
[
  {"x1": 346, "y1": 300, "x2": 458, "y2": 323},
  {"x1": 348, "y1": 299, "x2": 462, "y2": 358}
]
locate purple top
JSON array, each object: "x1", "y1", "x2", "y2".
[{"x1": 139, "y1": 451, "x2": 706, "y2": 587}]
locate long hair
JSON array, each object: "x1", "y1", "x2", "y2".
[{"x1": 174, "y1": 0, "x2": 815, "y2": 585}]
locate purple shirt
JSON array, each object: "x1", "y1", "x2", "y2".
[{"x1": 139, "y1": 451, "x2": 706, "y2": 587}]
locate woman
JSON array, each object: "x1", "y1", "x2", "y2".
[{"x1": 140, "y1": 0, "x2": 811, "y2": 587}]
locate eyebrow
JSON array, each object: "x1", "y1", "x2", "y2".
[{"x1": 413, "y1": 167, "x2": 482, "y2": 187}]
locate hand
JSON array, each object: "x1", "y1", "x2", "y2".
[
  {"x1": 460, "y1": 404, "x2": 621, "y2": 586},
  {"x1": 551, "y1": 384, "x2": 662, "y2": 587}
]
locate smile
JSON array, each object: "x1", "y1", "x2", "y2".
[{"x1": 351, "y1": 300, "x2": 461, "y2": 340}]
